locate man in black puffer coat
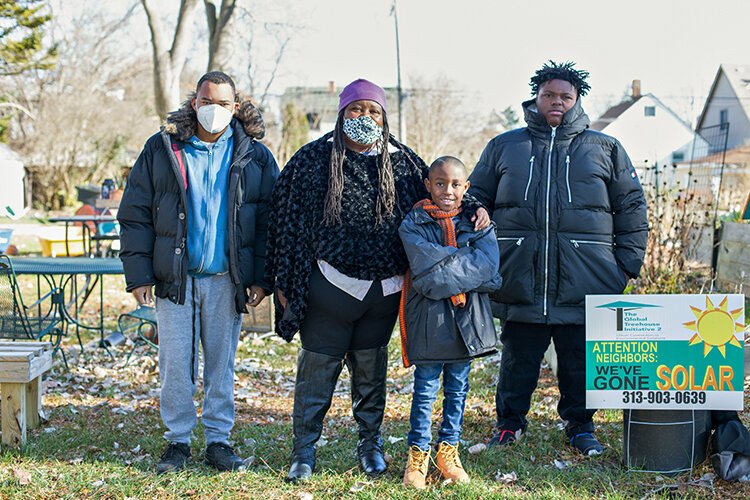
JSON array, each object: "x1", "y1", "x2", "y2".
[
  {"x1": 118, "y1": 72, "x2": 278, "y2": 473},
  {"x1": 469, "y1": 61, "x2": 648, "y2": 456}
]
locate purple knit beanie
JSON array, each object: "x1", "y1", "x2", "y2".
[{"x1": 338, "y1": 79, "x2": 387, "y2": 113}]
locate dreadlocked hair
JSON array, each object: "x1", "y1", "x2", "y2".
[
  {"x1": 529, "y1": 60, "x2": 591, "y2": 97},
  {"x1": 324, "y1": 111, "x2": 396, "y2": 226}
]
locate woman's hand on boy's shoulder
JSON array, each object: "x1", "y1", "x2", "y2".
[{"x1": 471, "y1": 207, "x2": 490, "y2": 231}]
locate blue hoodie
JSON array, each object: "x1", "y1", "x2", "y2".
[{"x1": 184, "y1": 125, "x2": 234, "y2": 277}]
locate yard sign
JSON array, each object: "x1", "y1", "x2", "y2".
[{"x1": 586, "y1": 294, "x2": 745, "y2": 410}]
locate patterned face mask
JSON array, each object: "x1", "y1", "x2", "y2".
[{"x1": 342, "y1": 115, "x2": 383, "y2": 145}]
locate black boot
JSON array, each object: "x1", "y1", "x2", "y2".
[
  {"x1": 346, "y1": 345, "x2": 388, "y2": 476},
  {"x1": 287, "y1": 348, "x2": 343, "y2": 483}
]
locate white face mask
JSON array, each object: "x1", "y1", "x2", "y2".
[{"x1": 196, "y1": 104, "x2": 234, "y2": 134}]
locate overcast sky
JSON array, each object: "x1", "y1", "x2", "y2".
[
  {"x1": 56, "y1": 0, "x2": 750, "y2": 123},
  {"x1": 281, "y1": 0, "x2": 750, "y2": 122}
]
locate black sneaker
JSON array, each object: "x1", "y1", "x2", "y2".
[
  {"x1": 156, "y1": 442, "x2": 191, "y2": 474},
  {"x1": 488, "y1": 429, "x2": 522, "y2": 447},
  {"x1": 569, "y1": 433, "x2": 604, "y2": 456},
  {"x1": 205, "y1": 442, "x2": 245, "y2": 471}
]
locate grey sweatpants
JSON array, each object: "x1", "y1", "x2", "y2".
[{"x1": 156, "y1": 273, "x2": 242, "y2": 445}]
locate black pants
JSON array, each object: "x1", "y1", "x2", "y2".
[
  {"x1": 495, "y1": 321, "x2": 595, "y2": 437},
  {"x1": 300, "y1": 265, "x2": 401, "y2": 358}
]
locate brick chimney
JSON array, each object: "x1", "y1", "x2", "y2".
[
  {"x1": 328, "y1": 81, "x2": 335, "y2": 94},
  {"x1": 632, "y1": 79, "x2": 642, "y2": 98}
]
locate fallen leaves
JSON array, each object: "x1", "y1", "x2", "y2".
[
  {"x1": 349, "y1": 480, "x2": 373, "y2": 492},
  {"x1": 12, "y1": 467, "x2": 32, "y2": 485},
  {"x1": 495, "y1": 471, "x2": 518, "y2": 484},
  {"x1": 242, "y1": 437, "x2": 257, "y2": 466},
  {"x1": 553, "y1": 459, "x2": 571, "y2": 470},
  {"x1": 111, "y1": 405, "x2": 135, "y2": 415},
  {"x1": 468, "y1": 443, "x2": 486, "y2": 454},
  {"x1": 697, "y1": 472, "x2": 716, "y2": 484}
]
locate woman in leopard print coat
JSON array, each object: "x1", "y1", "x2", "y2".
[{"x1": 265, "y1": 79, "x2": 488, "y2": 482}]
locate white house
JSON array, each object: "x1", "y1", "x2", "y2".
[
  {"x1": 591, "y1": 81, "x2": 707, "y2": 172},
  {"x1": 0, "y1": 143, "x2": 26, "y2": 218},
  {"x1": 696, "y1": 64, "x2": 750, "y2": 151}
]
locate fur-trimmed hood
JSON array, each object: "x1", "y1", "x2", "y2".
[{"x1": 161, "y1": 93, "x2": 265, "y2": 141}]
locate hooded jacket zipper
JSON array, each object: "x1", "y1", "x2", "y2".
[
  {"x1": 565, "y1": 155, "x2": 572, "y2": 203},
  {"x1": 498, "y1": 236, "x2": 525, "y2": 246},
  {"x1": 543, "y1": 127, "x2": 557, "y2": 316},
  {"x1": 161, "y1": 132, "x2": 188, "y2": 305},
  {"x1": 571, "y1": 239, "x2": 612, "y2": 248},
  {"x1": 195, "y1": 143, "x2": 217, "y2": 274},
  {"x1": 524, "y1": 156, "x2": 535, "y2": 201}
]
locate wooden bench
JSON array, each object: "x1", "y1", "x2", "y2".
[{"x1": 0, "y1": 341, "x2": 52, "y2": 447}]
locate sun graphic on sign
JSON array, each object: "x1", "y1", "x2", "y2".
[{"x1": 683, "y1": 296, "x2": 744, "y2": 357}]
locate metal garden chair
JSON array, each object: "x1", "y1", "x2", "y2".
[
  {"x1": 117, "y1": 305, "x2": 158, "y2": 366},
  {"x1": 0, "y1": 254, "x2": 66, "y2": 365}
]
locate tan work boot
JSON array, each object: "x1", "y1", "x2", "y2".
[
  {"x1": 435, "y1": 441, "x2": 470, "y2": 484},
  {"x1": 403, "y1": 445, "x2": 431, "y2": 489}
]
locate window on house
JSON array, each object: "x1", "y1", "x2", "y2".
[
  {"x1": 644, "y1": 106, "x2": 656, "y2": 117},
  {"x1": 672, "y1": 151, "x2": 685, "y2": 162},
  {"x1": 719, "y1": 109, "x2": 729, "y2": 124}
]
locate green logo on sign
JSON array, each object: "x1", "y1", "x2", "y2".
[{"x1": 597, "y1": 301, "x2": 661, "y2": 331}]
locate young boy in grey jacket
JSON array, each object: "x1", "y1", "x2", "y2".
[{"x1": 398, "y1": 156, "x2": 501, "y2": 489}]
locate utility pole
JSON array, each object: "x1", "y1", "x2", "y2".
[{"x1": 390, "y1": 0, "x2": 406, "y2": 141}]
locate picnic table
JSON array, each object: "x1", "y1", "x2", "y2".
[{"x1": 11, "y1": 257, "x2": 124, "y2": 351}]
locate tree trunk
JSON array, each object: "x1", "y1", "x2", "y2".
[
  {"x1": 205, "y1": 0, "x2": 238, "y2": 72},
  {"x1": 141, "y1": 0, "x2": 200, "y2": 120}
]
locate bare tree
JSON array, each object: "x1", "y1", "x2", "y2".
[
  {"x1": 216, "y1": 1, "x2": 300, "y2": 109},
  {"x1": 242, "y1": 19, "x2": 292, "y2": 109},
  {"x1": 407, "y1": 75, "x2": 451, "y2": 163},
  {"x1": 141, "y1": 0, "x2": 302, "y2": 122},
  {"x1": 406, "y1": 74, "x2": 487, "y2": 167},
  {"x1": 141, "y1": 0, "x2": 200, "y2": 120},
  {"x1": 277, "y1": 102, "x2": 308, "y2": 166},
  {"x1": 205, "y1": 0, "x2": 237, "y2": 71},
  {"x1": 8, "y1": 3, "x2": 156, "y2": 209}
]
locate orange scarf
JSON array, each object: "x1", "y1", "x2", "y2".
[{"x1": 399, "y1": 199, "x2": 464, "y2": 367}]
